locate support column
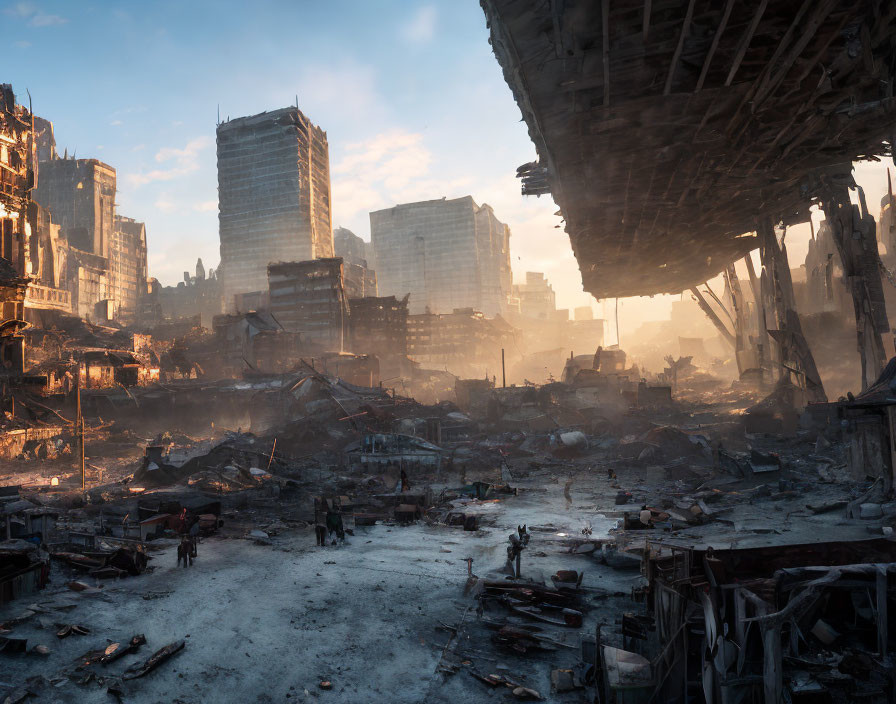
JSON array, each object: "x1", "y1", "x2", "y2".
[
  {"x1": 757, "y1": 219, "x2": 827, "y2": 403},
  {"x1": 724, "y1": 262, "x2": 759, "y2": 378},
  {"x1": 689, "y1": 286, "x2": 735, "y2": 347},
  {"x1": 820, "y1": 183, "x2": 889, "y2": 390}
]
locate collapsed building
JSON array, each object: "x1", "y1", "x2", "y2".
[
  {"x1": 4, "y1": 6, "x2": 896, "y2": 700},
  {"x1": 482, "y1": 0, "x2": 896, "y2": 400},
  {"x1": 0, "y1": 85, "x2": 31, "y2": 376}
]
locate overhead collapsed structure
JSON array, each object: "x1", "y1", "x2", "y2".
[{"x1": 481, "y1": 0, "x2": 896, "y2": 298}]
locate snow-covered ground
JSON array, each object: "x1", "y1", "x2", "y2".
[{"x1": 1, "y1": 472, "x2": 634, "y2": 703}]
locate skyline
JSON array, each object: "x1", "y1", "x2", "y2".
[
  {"x1": 4, "y1": 0, "x2": 893, "y2": 340},
  {"x1": 4, "y1": 1, "x2": 579, "y2": 307}
]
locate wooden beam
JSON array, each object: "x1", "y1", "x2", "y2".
[
  {"x1": 550, "y1": 0, "x2": 564, "y2": 58},
  {"x1": 694, "y1": 0, "x2": 735, "y2": 93},
  {"x1": 725, "y1": 0, "x2": 768, "y2": 87},
  {"x1": 752, "y1": 0, "x2": 838, "y2": 109},
  {"x1": 664, "y1": 0, "x2": 696, "y2": 96},
  {"x1": 602, "y1": 0, "x2": 611, "y2": 107},
  {"x1": 642, "y1": 0, "x2": 651, "y2": 43},
  {"x1": 691, "y1": 287, "x2": 736, "y2": 347}
]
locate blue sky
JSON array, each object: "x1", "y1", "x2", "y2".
[
  {"x1": 4, "y1": 0, "x2": 893, "y2": 340},
  {"x1": 3, "y1": 0, "x2": 592, "y2": 307}
]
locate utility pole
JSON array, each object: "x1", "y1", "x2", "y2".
[
  {"x1": 501, "y1": 348, "x2": 506, "y2": 388},
  {"x1": 76, "y1": 368, "x2": 85, "y2": 490}
]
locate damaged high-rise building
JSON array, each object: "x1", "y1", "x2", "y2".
[
  {"x1": 370, "y1": 196, "x2": 512, "y2": 317},
  {"x1": 110, "y1": 216, "x2": 148, "y2": 324},
  {"x1": 0, "y1": 84, "x2": 32, "y2": 372},
  {"x1": 33, "y1": 157, "x2": 115, "y2": 260},
  {"x1": 33, "y1": 154, "x2": 149, "y2": 322},
  {"x1": 216, "y1": 107, "x2": 334, "y2": 307},
  {"x1": 334, "y1": 226, "x2": 377, "y2": 299}
]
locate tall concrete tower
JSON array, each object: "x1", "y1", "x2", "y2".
[{"x1": 216, "y1": 107, "x2": 333, "y2": 307}]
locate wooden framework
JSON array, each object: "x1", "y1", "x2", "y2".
[{"x1": 482, "y1": 0, "x2": 896, "y2": 298}]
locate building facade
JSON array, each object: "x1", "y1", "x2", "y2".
[
  {"x1": 267, "y1": 258, "x2": 347, "y2": 351},
  {"x1": 406, "y1": 307, "x2": 517, "y2": 379},
  {"x1": 370, "y1": 196, "x2": 512, "y2": 316},
  {"x1": 349, "y1": 295, "x2": 408, "y2": 357},
  {"x1": 33, "y1": 157, "x2": 115, "y2": 259},
  {"x1": 334, "y1": 226, "x2": 375, "y2": 268},
  {"x1": 0, "y1": 85, "x2": 32, "y2": 373},
  {"x1": 217, "y1": 107, "x2": 334, "y2": 304},
  {"x1": 110, "y1": 216, "x2": 148, "y2": 324},
  {"x1": 513, "y1": 271, "x2": 557, "y2": 320}
]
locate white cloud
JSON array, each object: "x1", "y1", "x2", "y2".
[
  {"x1": 154, "y1": 196, "x2": 176, "y2": 213},
  {"x1": 331, "y1": 130, "x2": 470, "y2": 234},
  {"x1": 13, "y1": 40, "x2": 31, "y2": 48},
  {"x1": 29, "y1": 11, "x2": 65, "y2": 26},
  {"x1": 193, "y1": 200, "x2": 217, "y2": 213},
  {"x1": 286, "y1": 62, "x2": 382, "y2": 120},
  {"x1": 125, "y1": 136, "x2": 212, "y2": 187},
  {"x1": 110, "y1": 119, "x2": 122, "y2": 126},
  {"x1": 6, "y1": 2, "x2": 67, "y2": 26},
  {"x1": 401, "y1": 5, "x2": 436, "y2": 44}
]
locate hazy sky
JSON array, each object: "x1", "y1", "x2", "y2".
[{"x1": 4, "y1": 0, "x2": 893, "y2": 339}]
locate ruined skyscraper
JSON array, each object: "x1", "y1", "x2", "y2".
[
  {"x1": 33, "y1": 157, "x2": 115, "y2": 259},
  {"x1": 216, "y1": 107, "x2": 334, "y2": 307},
  {"x1": 513, "y1": 272, "x2": 557, "y2": 320},
  {"x1": 370, "y1": 196, "x2": 511, "y2": 316},
  {"x1": 0, "y1": 85, "x2": 32, "y2": 372},
  {"x1": 334, "y1": 226, "x2": 375, "y2": 269},
  {"x1": 334, "y1": 226, "x2": 376, "y2": 299},
  {"x1": 267, "y1": 258, "x2": 347, "y2": 351},
  {"x1": 110, "y1": 216, "x2": 148, "y2": 324},
  {"x1": 32, "y1": 157, "x2": 116, "y2": 318}
]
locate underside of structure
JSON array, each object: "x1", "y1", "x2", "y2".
[{"x1": 482, "y1": 0, "x2": 896, "y2": 298}]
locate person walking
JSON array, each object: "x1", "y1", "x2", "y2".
[{"x1": 314, "y1": 497, "x2": 327, "y2": 547}]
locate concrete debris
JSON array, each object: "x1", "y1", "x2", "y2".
[{"x1": 3, "y1": 31, "x2": 896, "y2": 700}]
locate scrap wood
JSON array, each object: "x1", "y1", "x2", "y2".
[
  {"x1": 102, "y1": 634, "x2": 147, "y2": 665},
  {"x1": 56, "y1": 624, "x2": 90, "y2": 638},
  {"x1": 121, "y1": 640, "x2": 184, "y2": 680}
]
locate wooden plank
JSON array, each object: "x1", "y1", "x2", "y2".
[
  {"x1": 752, "y1": 0, "x2": 839, "y2": 108},
  {"x1": 725, "y1": 0, "x2": 768, "y2": 87},
  {"x1": 690, "y1": 286, "x2": 736, "y2": 346},
  {"x1": 664, "y1": 0, "x2": 697, "y2": 96},
  {"x1": 694, "y1": 0, "x2": 735, "y2": 93}
]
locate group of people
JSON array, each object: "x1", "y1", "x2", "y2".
[
  {"x1": 314, "y1": 496, "x2": 345, "y2": 546},
  {"x1": 176, "y1": 512, "x2": 201, "y2": 567}
]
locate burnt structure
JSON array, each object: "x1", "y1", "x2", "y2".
[
  {"x1": 267, "y1": 258, "x2": 347, "y2": 352},
  {"x1": 349, "y1": 295, "x2": 409, "y2": 358},
  {"x1": 217, "y1": 107, "x2": 334, "y2": 304},
  {"x1": 407, "y1": 307, "x2": 517, "y2": 379},
  {"x1": 0, "y1": 85, "x2": 33, "y2": 374},
  {"x1": 371, "y1": 196, "x2": 512, "y2": 317},
  {"x1": 482, "y1": 1, "x2": 896, "y2": 391}
]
